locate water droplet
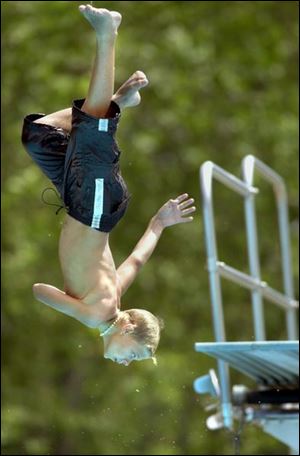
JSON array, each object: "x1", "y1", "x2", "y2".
[
  {"x1": 78, "y1": 344, "x2": 82, "y2": 348},
  {"x1": 135, "y1": 389, "x2": 140, "y2": 393}
]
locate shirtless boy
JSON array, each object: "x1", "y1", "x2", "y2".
[{"x1": 22, "y1": 5, "x2": 196, "y2": 366}]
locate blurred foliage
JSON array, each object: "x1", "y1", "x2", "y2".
[{"x1": 2, "y1": 1, "x2": 299, "y2": 455}]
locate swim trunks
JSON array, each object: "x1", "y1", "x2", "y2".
[{"x1": 22, "y1": 99, "x2": 131, "y2": 232}]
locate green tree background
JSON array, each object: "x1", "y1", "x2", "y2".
[{"x1": 2, "y1": 1, "x2": 298, "y2": 455}]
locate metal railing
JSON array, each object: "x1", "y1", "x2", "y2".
[{"x1": 199, "y1": 155, "x2": 298, "y2": 428}]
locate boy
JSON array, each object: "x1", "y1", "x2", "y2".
[{"x1": 22, "y1": 5, "x2": 196, "y2": 366}]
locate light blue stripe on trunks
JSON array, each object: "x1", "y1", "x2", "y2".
[{"x1": 91, "y1": 178, "x2": 104, "y2": 229}]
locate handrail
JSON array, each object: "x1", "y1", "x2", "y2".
[
  {"x1": 242, "y1": 155, "x2": 298, "y2": 340},
  {"x1": 217, "y1": 262, "x2": 298, "y2": 310}
]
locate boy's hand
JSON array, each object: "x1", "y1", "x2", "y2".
[{"x1": 155, "y1": 193, "x2": 196, "y2": 229}]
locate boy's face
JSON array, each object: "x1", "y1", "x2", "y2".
[{"x1": 104, "y1": 333, "x2": 150, "y2": 366}]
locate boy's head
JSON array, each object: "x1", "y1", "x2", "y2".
[{"x1": 102, "y1": 309, "x2": 164, "y2": 366}]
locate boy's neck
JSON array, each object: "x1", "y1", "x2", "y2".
[{"x1": 98, "y1": 310, "x2": 122, "y2": 335}]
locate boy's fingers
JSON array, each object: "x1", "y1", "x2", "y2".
[
  {"x1": 176, "y1": 193, "x2": 189, "y2": 203},
  {"x1": 182, "y1": 207, "x2": 196, "y2": 215},
  {"x1": 179, "y1": 198, "x2": 194, "y2": 209},
  {"x1": 181, "y1": 216, "x2": 194, "y2": 223}
]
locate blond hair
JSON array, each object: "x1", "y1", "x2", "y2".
[{"x1": 124, "y1": 309, "x2": 164, "y2": 362}]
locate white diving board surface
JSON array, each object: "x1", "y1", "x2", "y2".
[{"x1": 195, "y1": 341, "x2": 299, "y2": 387}]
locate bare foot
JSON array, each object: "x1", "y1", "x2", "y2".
[
  {"x1": 112, "y1": 71, "x2": 149, "y2": 109},
  {"x1": 79, "y1": 5, "x2": 122, "y2": 37}
]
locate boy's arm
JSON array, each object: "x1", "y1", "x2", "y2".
[
  {"x1": 117, "y1": 193, "x2": 195, "y2": 296},
  {"x1": 32, "y1": 283, "x2": 96, "y2": 327}
]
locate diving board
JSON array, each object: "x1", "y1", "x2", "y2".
[{"x1": 195, "y1": 341, "x2": 299, "y2": 387}]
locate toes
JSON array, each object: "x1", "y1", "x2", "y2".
[
  {"x1": 132, "y1": 71, "x2": 149, "y2": 87},
  {"x1": 111, "y1": 11, "x2": 122, "y2": 21},
  {"x1": 134, "y1": 70, "x2": 147, "y2": 79},
  {"x1": 79, "y1": 4, "x2": 92, "y2": 16},
  {"x1": 130, "y1": 79, "x2": 148, "y2": 89}
]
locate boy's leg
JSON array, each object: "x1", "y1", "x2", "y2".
[
  {"x1": 79, "y1": 5, "x2": 121, "y2": 118},
  {"x1": 33, "y1": 71, "x2": 149, "y2": 133},
  {"x1": 34, "y1": 4, "x2": 148, "y2": 131},
  {"x1": 33, "y1": 5, "x2": 119, "y2": 132},
  {"x1": 112, "y1": 71, "x2": 148, "y2": 109}
]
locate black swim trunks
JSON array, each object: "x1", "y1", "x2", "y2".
[{"x1": 21, "y1": 99, "x2": 131, "y2": 232}]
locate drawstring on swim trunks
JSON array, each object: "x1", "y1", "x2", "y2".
[{"x1": 41, "y1": 188, "x2": 67, "y2": 215}]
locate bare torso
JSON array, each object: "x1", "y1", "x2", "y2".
[{"x1": 59, "y1": 214, "x2": 120, "y2": 320}]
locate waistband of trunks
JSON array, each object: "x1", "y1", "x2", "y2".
[
  {"x1": 23, "y1": 113, "x2": 46, "y2": 124},
  {"x1": 72, "y1": 99, "x2": 121, "y2": 135}
]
